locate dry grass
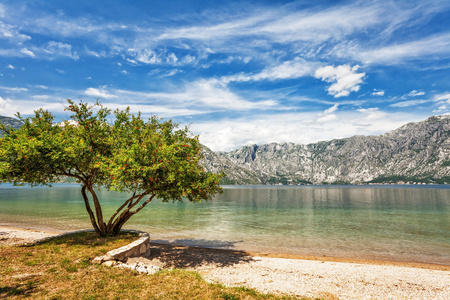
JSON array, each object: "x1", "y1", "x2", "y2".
[{"x1": 0, "y1": 232, "x2": 318, "y2": 300}]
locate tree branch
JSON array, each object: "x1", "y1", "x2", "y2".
[
  {"x1": 130, "y1": 194, "x2": 156, "y2": 215},
  {"x1": 111, "y1": 192, "x2": 149, "y2": 229},
  {"x1": 106, "y1": 194, "x2": 141, "y2": 228}
]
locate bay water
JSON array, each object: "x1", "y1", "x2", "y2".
[{"x1": 0, "y1": 184, "x2": 448, "y2": 265}]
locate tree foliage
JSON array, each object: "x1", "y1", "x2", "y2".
[{"x1": 0, "y1": 100, "x2": 223, "y2": 236}]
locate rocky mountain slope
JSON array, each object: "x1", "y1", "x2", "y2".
[{"x1": 203, "y1": 115, "x2": 450, "y2": 185}]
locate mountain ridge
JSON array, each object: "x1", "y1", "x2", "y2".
[{"x1": 202, "y1": 115, "x2": 450, "y2": 185}]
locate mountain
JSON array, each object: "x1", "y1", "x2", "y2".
[
  {"x1": 203, "y1": 115, "x2": 450, "y2": 185},
  {"x1": 0, "y1": 115, "x2": 23, "y2": 137}
]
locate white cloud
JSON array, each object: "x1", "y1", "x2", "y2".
[
  {"x1": 314, "y1": 65, "x2": 365, "y2": 97},
  {"x1": 159, "y1": 69, "x2": 182, "y2": 78},
  {"x1": 353, "y1": 33, "x2": 450, "y2": 65},
  {"x1": 181, "y1": 55, "x2": 196, "y2": 64},
  {"x1": 1, "y1": 101, "x2": 66, "y2": 115},
  {"x1": 128, "y1": 48, "x2": 161, "y2": 64},
  {"x1": 390, "y1": 99, "x2": 428, "y2": 107},
  {"x1": 85, "y1": 47, "x2": 107, "y2": 58},
  {"x1": 185, "y1": 79, "x2": 277, "y2": 109},
  {"x1": 371, "y1": 89, "x2": 385, "y2": 96},
  {"x1": 433, "y1": 105, "x2": 447, "y2": 113},
  {"x1": 0, "y1": 21, "x2": 31, "y2": 43},
  {"x1": 435, "y1": 92, "x2": 450, "y2": 102},
  {"x1": 316, "y1": 104, "x2": 339, "y2": 123},
  {"x1": 317, "y1": 113, "x2": 338, "y2": 123},
  {"x1": 84, "y1": 87, "x2": 118, "y2": 99},
  {"x1": 7, "y1": 64, "x2": 14, "y2": 69},
  {"x1": 32, "y1": 95, "x2": 51, "y2": 100},
  {"x1": 100, "y1": 103, "x2": 206, "y2": 118},
  {"x1": 32, "y1": 85, "x2": 48, "y2": 89},
  {"x1": 81, "y1": 81, "x2": 277, "y2": 115},
  {"x1": 254, "y1": 60, "x2": 315, "y2": 80},
  {"x1": 221, "y1": 59, "x2": 315, "y2": 83},
  {"x1": 323, "y1": 104, "x2": 339, "y2": 115},
  {"x1": 20, "y1": 48, "x2": 35, "y2": 57},
  {"x1": 44, "y1": 41, "x2": 79, "y2": 59},
  {"x1": 258, "y1": 2, "x2": 384, "y2": 43},
  {"x1": 408, "y1": 90, "x2": 425, "y2": 97},
  {"x1": 166, "y1": 53, "x2": 178, "y2": 64},
  {"x1": 0, "y1": 96, "x2": 19, "y2": 117},
  {"x1": 0, "y1": 86, "x2": 28, "y2": 92},
  {"x1": 434, "y1": 92, "x2": 450, "y2": 109}
]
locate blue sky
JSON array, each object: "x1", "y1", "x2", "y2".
[{"x1": 1, "y1": 0, "x2": 449, "y2": 151}]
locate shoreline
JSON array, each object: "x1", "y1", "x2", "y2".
[
  {"x1": 1, "y1": 224, "x2": 448, "y2": 271},
  {"x1": 2, "y1": 225, "x2": 449, "y2": 299}
]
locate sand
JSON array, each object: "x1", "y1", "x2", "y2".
[{"x1": 0, "y1": 226, "x2": 65, "y2": 246}]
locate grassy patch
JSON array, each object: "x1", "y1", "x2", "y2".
[{"x1": 0, "y1": 231, "x2": 318, "y2": 300}]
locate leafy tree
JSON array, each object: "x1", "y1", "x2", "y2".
[{"x1": 0, "y1": 100, "x2": 223, "y2": 236}]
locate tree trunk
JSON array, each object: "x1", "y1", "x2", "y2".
[
  {"x1": 81, "y1": 188, "x2": 155, "y2": 237},
  {"x1": 81, "y1": 185, "x2": 103, "y2": 236}
]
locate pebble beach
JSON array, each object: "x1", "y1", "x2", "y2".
[{"x1": 2, "y1": 226, "x2": 449, "y2": 300}]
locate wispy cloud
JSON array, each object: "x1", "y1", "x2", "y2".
[
  {"x1": 0, "y1": 21, "x2": 31, "y2": 44},
  {"x1": 0, "y1": 86, "x2": 28, "y2": 92},
  {"x1": 83, "y1": 81, "x2": 277, "y2": 112},
  {"x1": 20, "y1": 48, "x2": 35, "y2": 57},
  {"x1": 84, "y1": 87, "x2": 118, "y2": 99},
  {"x1": 351, "y1": 33, "x2": 450, "y2": 65},
  {"x1": 221, "y1": 59, "x2": 316, "y2": 83},
  {"x1": 390, "y1": 99, "x2": 428, "y2": 107},
  {"x1": 44, "y1": 41, "x2": 79, "y2": 60},
  {"x1": 371, "y1": 89, "x2": 385, "y2": 96},
  {"x1": 407, "y1": 90, "x2": 425, "y2": 97},
  {"x1": 434, "y1": 92, "x2": 450, "y2": 102}
]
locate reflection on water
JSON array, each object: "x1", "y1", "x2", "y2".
[{"x1": 0, "y1": 184, "x2": 449, "y2": 265}]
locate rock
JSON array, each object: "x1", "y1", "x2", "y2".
[
  {"x1": 92, "y1": 256, "x2": 104, "y2": 264},
  {"x1": 103, "y1": 260, "x2": 117, "y2": 267}
]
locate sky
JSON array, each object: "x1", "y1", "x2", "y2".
[{"x1": 0, "y1": 0, "x2": 449, "y2": 151}]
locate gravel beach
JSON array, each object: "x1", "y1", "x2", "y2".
[
  {"x1": 2, "y1": 226, "x2": 449, "y2": 300},
  {"x1": 130, "y1": 243, "x2": 450, "y2": 300}
]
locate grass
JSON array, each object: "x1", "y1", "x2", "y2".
[{"x1": 0, "y1": 231, "x2": 320, "y2": 300}]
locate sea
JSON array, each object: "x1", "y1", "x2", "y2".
[{"x1": 0, "y1": 184, "x2": 449, "y2": 265}]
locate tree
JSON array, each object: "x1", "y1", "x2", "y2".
[{"x1": 0, "y1": 100, "x2": 223, "y2": 236}]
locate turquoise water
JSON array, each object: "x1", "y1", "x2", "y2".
[{"x1": 0, "y1": 184, "x2": 449, "y2": 265}]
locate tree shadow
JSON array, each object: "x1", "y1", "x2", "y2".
[
  {"x1": 139, "y1": 239, "x2": 254, "y2": 269},
  {"x1": 24, "y1": 230, "x2": 138, "y2": 248},
  {"x1": 0, "y1": 282, "x2": 38, "y2": 299}
]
